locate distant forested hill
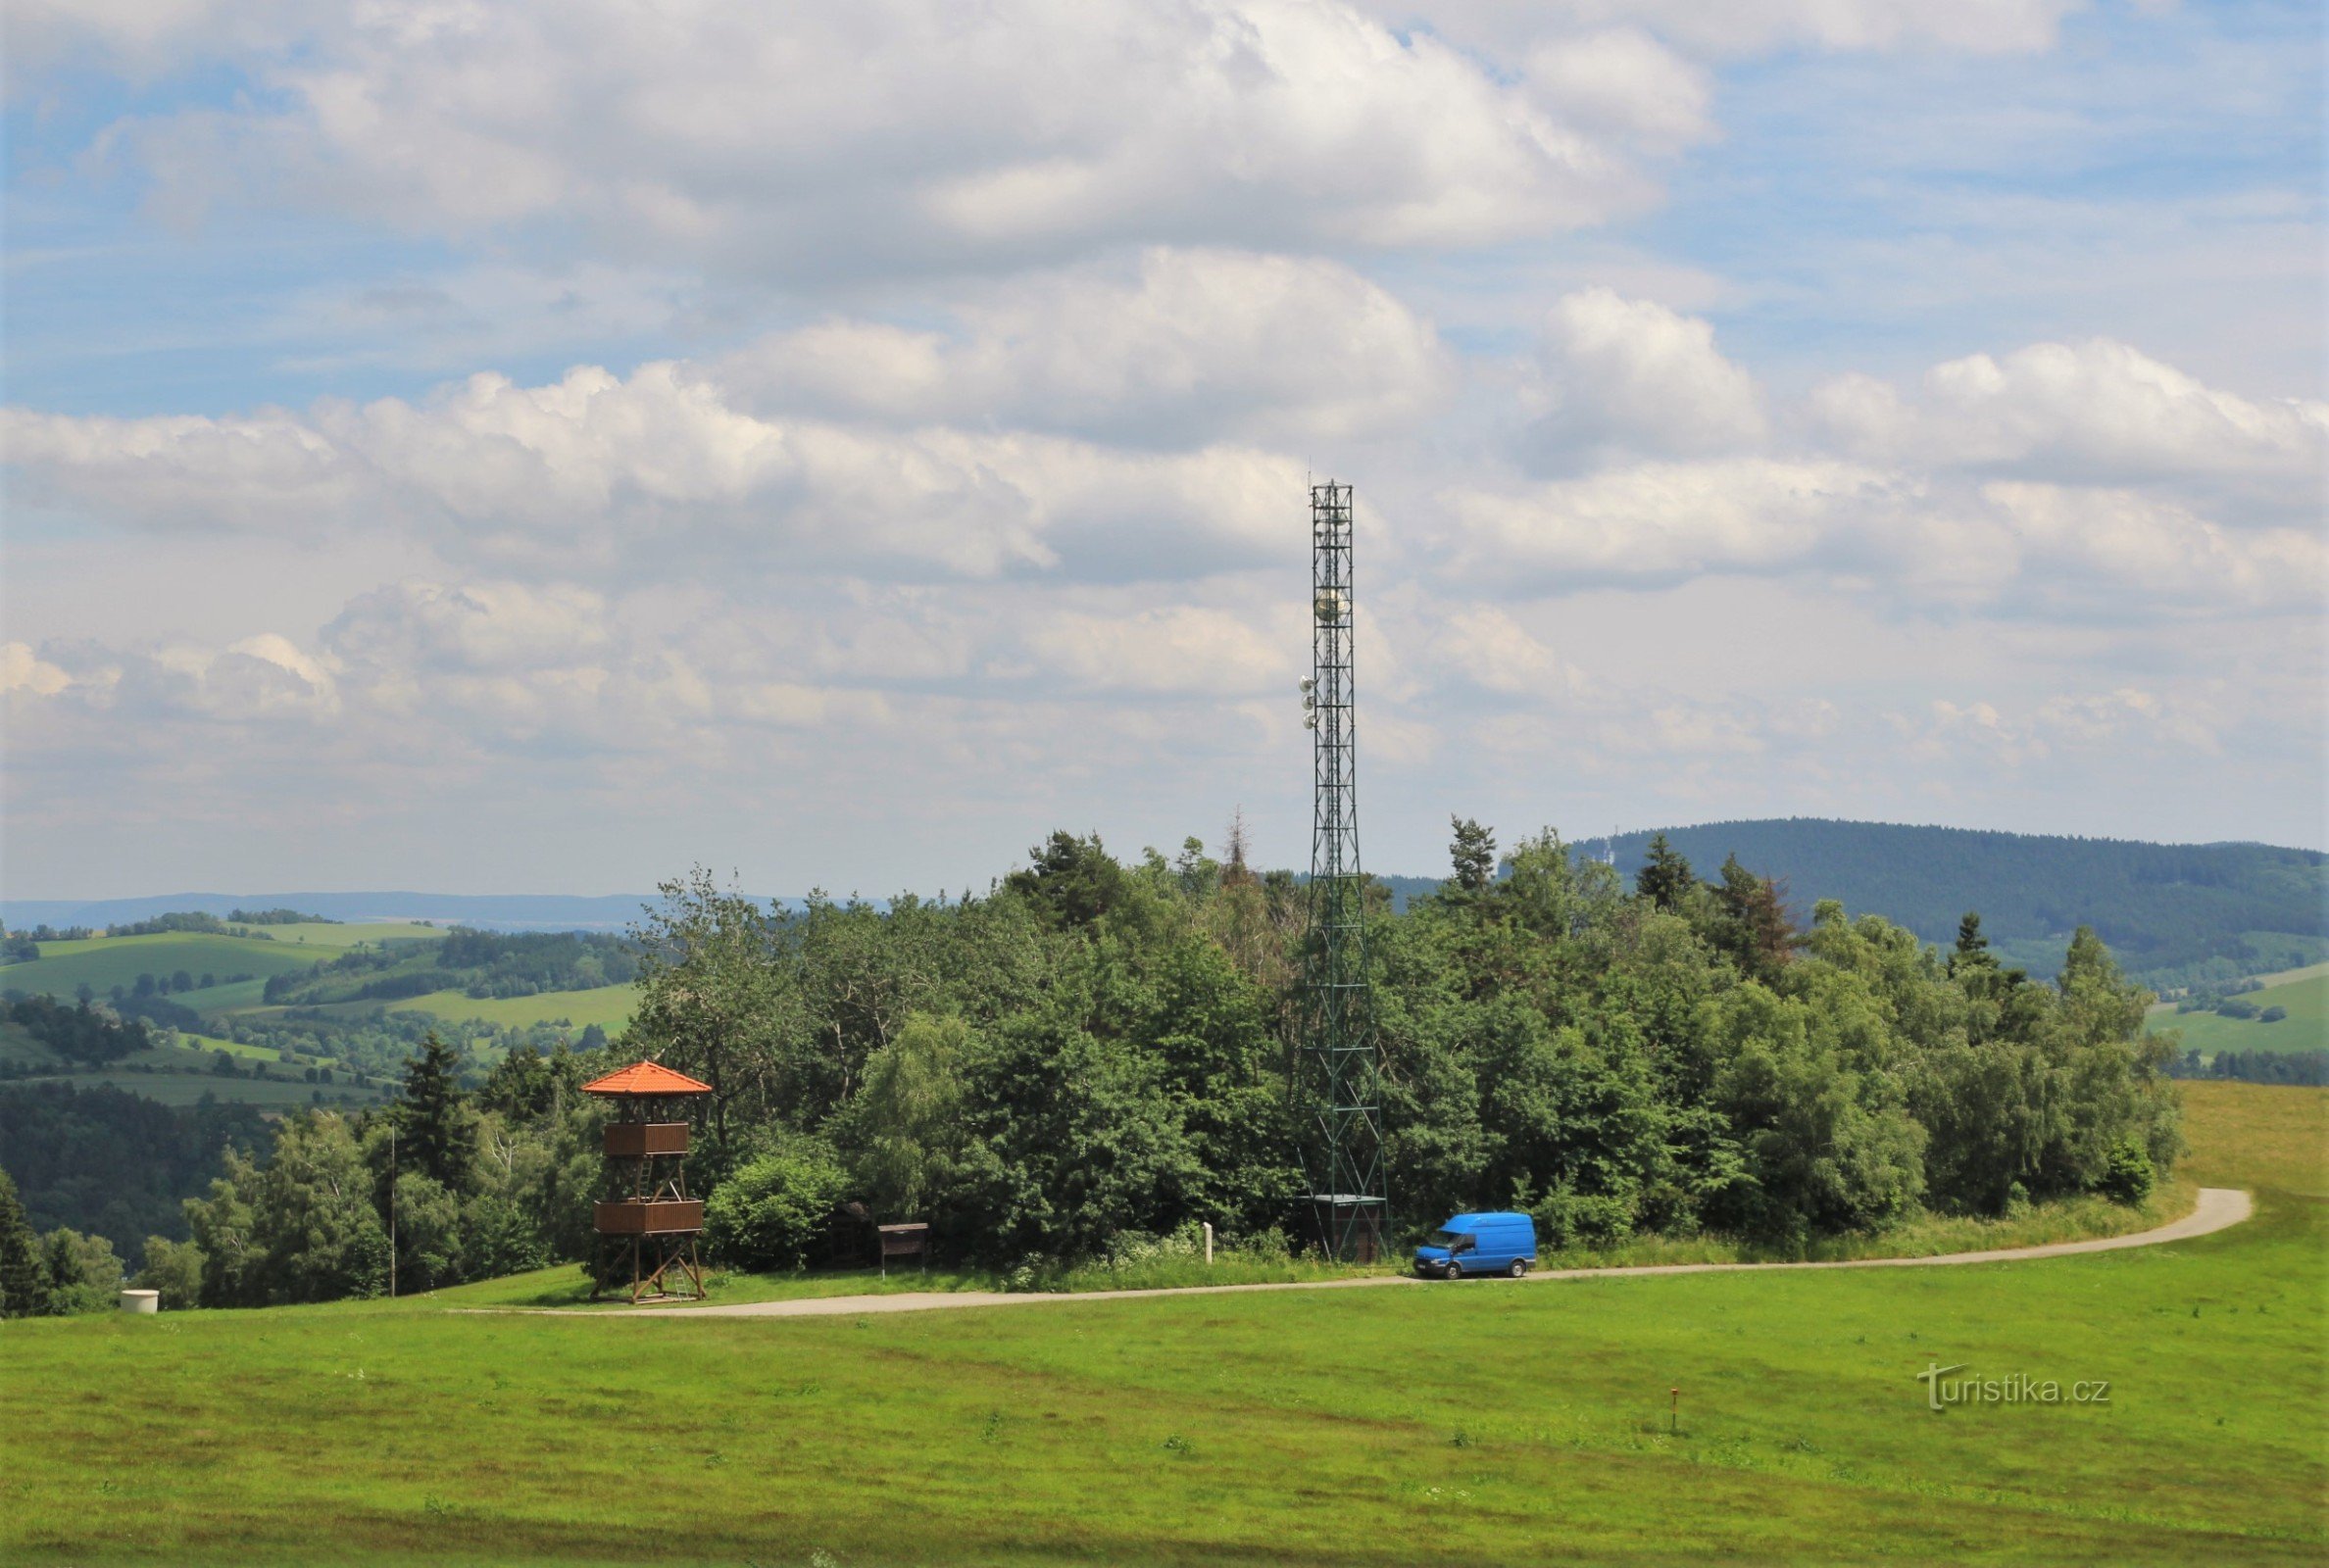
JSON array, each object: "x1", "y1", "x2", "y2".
[{"x1": 1565, "y1": 820, "x2": 2326, "y2": 985}]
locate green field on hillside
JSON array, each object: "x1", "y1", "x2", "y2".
[
  {"x1": 386, "y1": 985, "x2": 640, "y2": 1033},
  {"x1": 1, "y1": 1082, "x2": 2318, "y2": 1565},
  {"x1": 0, "y1": 931, "x2": 327, "y2": 996},
  {"x1": 2151, "y1": 967, "x2": 2329, "y2": 1056}
]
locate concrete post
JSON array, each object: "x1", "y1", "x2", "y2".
[
  {"x1": 119, "y1": 1290, "x2": 159, "y2": 1314},
  {"x1": 1203, "y1": 1222, "x2": 1214, "y2": 1265}
]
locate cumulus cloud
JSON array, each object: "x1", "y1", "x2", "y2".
[
  {"x1": 717, "y1": 248, "x2": 1455, "y2": 445},
  {"x1": 1363, "y1": 0, "x2": 2083, "y2": 58},
  {"x1": 1526, "y1": 287, "x2": 1767, "y2": 462},
  {"x1": 1437, "y1": 458, "x2": 2321, "y2": 617},
  {"x1": 1521, "y1": 29, "x2": 1713, "y2": 155},
  {"x1": 3, "y1": 363, "x2": 1310, "y2": 584},
  {"x1": 1810, "y1": 338, "x2": 2329, "y2": 504},
  {"x1": 77, "y1": 0, "x2": 1652, "y2": 279}
]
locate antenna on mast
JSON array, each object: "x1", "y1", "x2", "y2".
[{"x1": 1299, "y1": 480, "x2": 1385, "y2": 1262}]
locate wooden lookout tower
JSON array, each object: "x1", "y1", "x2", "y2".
[{"x1": 582, "y1": 1059, "x2": 712, "y2": 1303}]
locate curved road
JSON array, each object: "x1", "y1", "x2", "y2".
[{"x1": 592, "y1": 1186, "x2": 2253, "y2": 1321}]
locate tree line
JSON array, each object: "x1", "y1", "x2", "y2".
[
  {"x1": 55, "y1": 821, "x2": 2181, "y2": 1310},
  {"x1": 261, "y1": 928, "x2": 641, "y2": 1005}
]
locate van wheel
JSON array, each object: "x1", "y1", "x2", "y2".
[
  {"x1": 1444, "y1": 1262, "x2": 1463, "y2": 1281},
  {"x1": 1507, "y1": 1258, "x2": 1528, "y2": 1278}
]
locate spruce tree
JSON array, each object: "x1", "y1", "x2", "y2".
[
  {"x1": 1952, "y1": 911, "x2": 1995, "y2": 973},
  {"x1": 1635, "y1": 833, "x2": 1695, "y2": 911},
  {"x1": 393, "y1": 1033, "x2": 476, "y2": 1194},
  {"x1": 0, "y1": 1168, "x2": 51, "y2": 1318}
]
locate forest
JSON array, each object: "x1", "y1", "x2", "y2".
[
  {"x1": 0, "y1": 823, "x2": 2186, "y2": 1314},
  {"x1": 1600, "y1": 818, "x2": 2326, "y2": 985}
]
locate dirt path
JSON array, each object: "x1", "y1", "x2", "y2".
[{"x1": 584, "y1": 1187, "x2": 2253, "y2": 1321}]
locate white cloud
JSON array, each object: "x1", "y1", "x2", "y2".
[
  {"x1": 1026, "y1": 605, "x2": 1299, "y2": 696},
  {"x1": 1422, "y1": 606, "x2": 1589, "y2": 697},
  {"x1": 1436, "y1": 458, "x2": 2320, "y2": 617},
  {"x1": 1363, "y1": 0, "x2": 2083, "y2": 58},
  {"x1": 88, "y1": 0, "x2": 1650, "y2": 278},
  {"x1": 1522, "y1": 29, "x2": 1713, "y2": 155},
  {"x1": 1, "y1": 643, "x2": 72, "y2": 697},
  {"x1": 1441, "y1": 458, "x2": 1885, "y2": 590},
  {"x1": 1527, "y1": 287, "x2": 1767, "y2": 460},
  {"x1": 1810, "y1": 337, "x2": 2329, "y2": 501},
  {"x1": 4, "y1": 363, "x2": 1311, "y2": 585},
  {"x1": 717, "y1": 248, "x2": 1456, "y2": 445}
]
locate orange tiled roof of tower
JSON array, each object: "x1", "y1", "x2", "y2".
[{"x1": 579, "y1": 1059, "x2": 714, "y2": 1096}]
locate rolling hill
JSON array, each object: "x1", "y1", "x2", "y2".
[{"x1": 1582, "y1": 819, "x2": 2325, "y2": 984}]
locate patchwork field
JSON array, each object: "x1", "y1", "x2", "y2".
[
  {"x1": 1, "y1": 921, "x2": 632, "y2": 1105},
  {"x1": 2152, "y1": 964, "x2": 2329, "y2": 1056},
  {"x1": 1, "y1": 1082, "x2": 2319, "y2": 1565}
]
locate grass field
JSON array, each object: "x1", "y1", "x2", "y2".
[
  {"x1": 2150, "y1": 967, "x2": 2329, "y2": 1056},
  {"x1": 0, "y1": 923, "x2": 444, "y2": 1001},
  {"x1": 385, "y1": 985, "x2": 640, "y2": 1033},
  {"x1": 1, "y1": 1082, "x2": 2319, "y2": 1565},
  {"x1": 0, "y1": 931, "x2": 327, "y2": 997}
]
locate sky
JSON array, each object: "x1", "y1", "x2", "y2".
[{"x1": 3, "y1": 0, "x2": 2323, "y2": 900}]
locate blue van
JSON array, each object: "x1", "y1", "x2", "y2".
[{"x1": 1414, "y1": 1211, "x2": 1538, "y2": 1279}]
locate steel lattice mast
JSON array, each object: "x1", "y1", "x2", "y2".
[{"x1": 1301, "y1": 480, "x2": 1385, "y2": 1261}]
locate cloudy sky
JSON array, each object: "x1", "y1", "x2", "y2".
[{"x1": 4, "y1": 0, "x2": 2322, "y2": 900}]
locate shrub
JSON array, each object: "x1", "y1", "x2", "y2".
[
  {"x1": 2258, "y1": 1006, "x2": 2288, "y2": 1024},
  {"x1": 2100, "y1": 1139, "x2": 2156, "y2": 1205},
  {"x1": 702, "y1": 1144, "x2": 849, "y2": 1272}
]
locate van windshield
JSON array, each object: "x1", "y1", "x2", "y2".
[{"x1": 1429, "y1": 1231, "x2": 1475, "y2": 1253}]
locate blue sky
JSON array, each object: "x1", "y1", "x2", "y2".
[{"x1": 4, "y1": 0, "x2": 2323, "y2": 898}]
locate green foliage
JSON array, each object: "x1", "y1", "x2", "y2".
[
  {"x1": 133, "y1": 1235, "x2": 205, "y2": 1309},
  {"x1": 261, "y1": 927, "x2": 636, "y2": 1006},
  {"x1": 0, "y1": 1084, "x2": 272, "y2": 1259},
  {"x1": 0, "y1": 1167, "x2": 51, "y2": 1317},
  {"x1": 1004, "y1": 830, "x2": 1146, "y2": 936},
  {"x1": 19, "y1": 824, "x2": 2190, "y2": 1303},
  {"x1": 1447, "y1": 817, "x2": 1496, "y2": 894},
  {"x1": 2102, "y1": 1138, "x2": 2156, "y2": 1204},
  {"x1": 1635, "y1": 831, "x2": 1695, "y2": 912},
  {"x1": 390, "y1": 1033, "x2": 476, "y2": 1195},
  {"x1": 1, "y1": 994, "x2": 149, "y2": 1064},
  {"x1": 834, "y1": 1012, "x2": 970, "y2": 1221},
  {"x1": 186, "y1": 1112, "x2": 391, "y2": 1306},
  {"x1": 1608, "y1": 817, "x2": 2326, "y2": 983},
  {"x1": 41, "y1": 1227, "x2": 124, "y2": 1313},
  {"x1": 702, "y1": 1142, "x2": 850, "y2": 1271}
]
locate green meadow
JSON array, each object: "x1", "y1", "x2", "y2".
[
  {"x1": 0, "y1": 931, "x2": 331, "y2": 995},
  {"x1": 2152, "y1": 964, "x2": 2329, "y2": 1056},
  {"x1": 388, "y1": 985, "x2": 641, "y2": 1033},
  {"x1": 2, "y1": 922, "x2": 633, "y2": 1107},
  {"x1": 2, "y1": 1081, "x2": 2319, "y2": 1566}
]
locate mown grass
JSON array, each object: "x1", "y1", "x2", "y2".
[{"x1": 3, "y1": 1083, "x2": 2319, "y2": 1566}]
